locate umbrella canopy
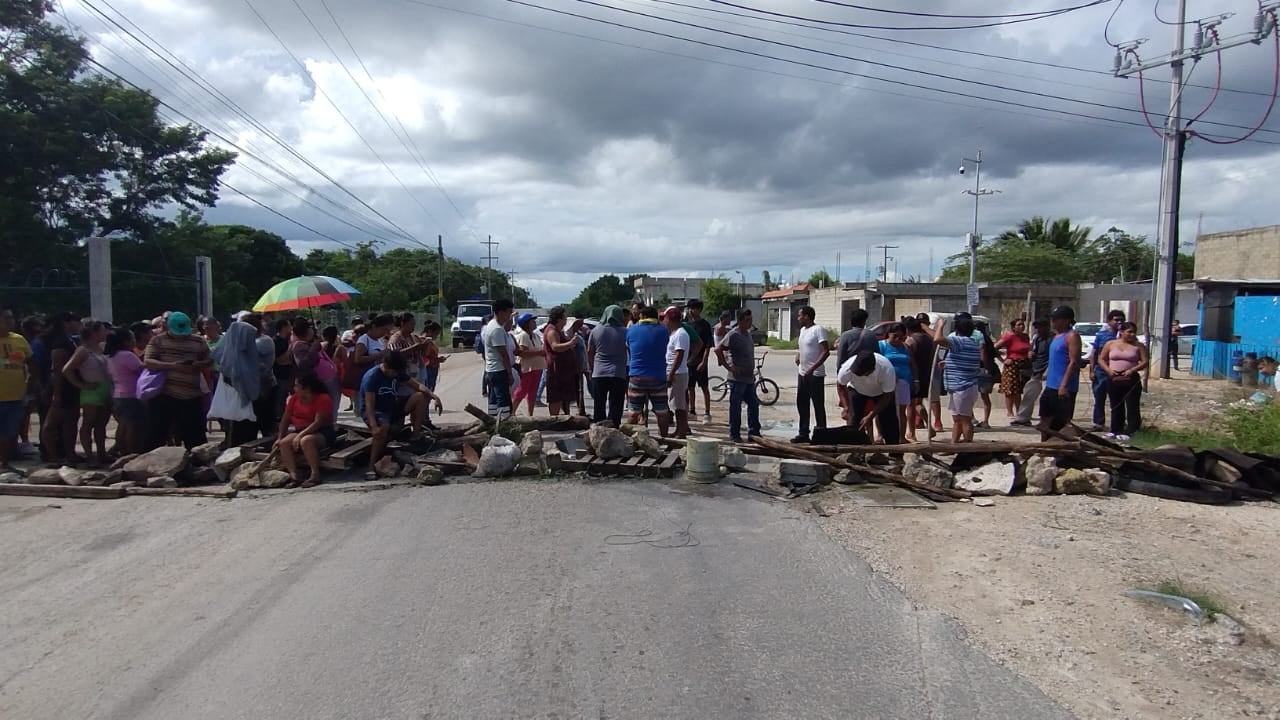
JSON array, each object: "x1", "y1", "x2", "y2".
[{"x1": 252, "y1": 275, "x2": 361, "y2": 312}]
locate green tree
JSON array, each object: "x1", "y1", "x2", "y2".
[
  {"x1": 566, "y1": 274, "x2": 634, "y2": 317},
  {"x1": 761, "y1": 270, "x2": 779, "y2": 291},
  {"x1": 1002, "y1": 216, "x2": 1093, "y2": 255},
  {"x1": 1082, "y1": 229, "x2": 1156, "y2": 283},
  {"x1": 940, "y1": 216, "x2": 1095, "y2": 284},
  {"x1": 1, "y1": 1, "x2": 234, "y2": 269},
  {"x1": 701, "y1": 276, "x2": 739, "y2": 318},
  {"x1": 808, "y1": 269, "x2": 835, "y2": 288}
]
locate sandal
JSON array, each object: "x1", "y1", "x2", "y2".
[
  {"x1": 301, "y1": 476, "x2": 321, "y2": 488},
  {"x1": 364, "y1": 471, "x2": 377, "y2": 481}
]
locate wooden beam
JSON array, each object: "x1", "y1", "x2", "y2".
[
  {"x1": 0, "y1": 483, "x2": 125, "y2": 499},
  {"x1": 126, "y1": 486, "x2": 237, "y2": 499},
  {"x1": 751, "y1": 437, "x2": 971, "y2": 499}
]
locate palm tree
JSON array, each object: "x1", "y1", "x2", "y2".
[{"x1": 998, "y1": 216, "x2": 1093, "y2": 255}]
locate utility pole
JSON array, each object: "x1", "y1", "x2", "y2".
[
  {"x1": 480, "y1": 235, "x2": 499, "y2": 300},
  {"x1": 87, "y1": 237, "x2": 113, "y2": 322},
  {"x1": 436, "y1": 235, "x2": 445, "y2": 322},
  {"x1": 875, "y1": 244, "x2": 899, "y2": 282},
  {"x1": 961, "y1": 148, "x2": 1000, "y2": 313},
  {"x1": 1113, "y1": 1, "x2": 1279, "y2": 377}
]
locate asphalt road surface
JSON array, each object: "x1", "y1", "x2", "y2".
[{"x1": 0, "y1": 477, "x2": 1071, "y2": 720}]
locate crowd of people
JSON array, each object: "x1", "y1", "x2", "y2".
[{"x1": 0, "y1": 307, "x2": 446, "y2": 485}]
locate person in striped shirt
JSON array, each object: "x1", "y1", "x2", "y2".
[{"x1": 933, "y1": 312, "x2": 986, "y2": 443}]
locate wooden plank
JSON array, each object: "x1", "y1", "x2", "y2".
[
  {"x1": 657, "y1": 451, "x2": 680, "y2": 477},
  {"x1": 127, "y1": 486, "x2": 237, "y2": 499},
  {"x1": 239, "y1": 436, "x2": 275, "y2": 460},
  {"x1": 604, "y1": 457, "x2": 625, "y2": 476},
  {"x1": 0, "y1": 483, "x2": 125, "y2": 499},
  {"x1": 329, "y1": 438, "x2": 374, "y2": 464},
  {"x1": 637, "y1": 456, "x2": 660, "y2": 478},
  {"x1": 621, "y1": 455, "x2": 643, "y2": 476}
]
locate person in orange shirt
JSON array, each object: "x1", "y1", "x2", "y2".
[{"x1": 275, "y1": 373, "x2": 336, "y2": 488}]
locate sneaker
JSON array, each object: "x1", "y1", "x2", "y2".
[
  {"x1": 1116, "y1": 434, "x2": 1131, "y2": 442},
  {"x1": 17, "y1": 442, "x2": 38, "y2": 457},
  {"x1": 702, "y1": 414, "x2": 712, "y2": 424},
  {"x1": 1009, "y1": 420, "x2": 1031, "y2": 427},
  {"x1": 1103, "y1": 432, "x2": 1117, "y2": 439},
  {"x1": 790, "y1": 434, "x2": 810, "y2": 444}
]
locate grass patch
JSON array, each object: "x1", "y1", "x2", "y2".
[
  {"x1": 1147, "y1": 579, "x2": 1228, "y2": 619},
  {"x1": 1132, "y1": 401, "x2": 1280, "y2": 454},
  {"x1": 766, "y1": 337, "x2": 798, "y2": 350}
]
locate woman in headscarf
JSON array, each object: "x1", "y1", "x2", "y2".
[
  {"x1": 211, "y1": 319, "x2": 263, "y2": 446},
  {"x1": 510, "y1": 313, "x2": 545, "y2": 416},
  {"x1": 587, "y1": 305, "x2": 628, "y2": 426}
]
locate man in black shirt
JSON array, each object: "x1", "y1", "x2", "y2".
[
  {"x1": 272, "y1": 318, "x2": 293, "y2": 425},
  {"x1": 1012, "y1": 318, "x2": 1052, "y2": 426},
  {"x1": 685, "y1": 299, "x2": 715, "y2": 424},
  {"x1": 835, "y1": 308, "x2": 877, "y2": 421}
]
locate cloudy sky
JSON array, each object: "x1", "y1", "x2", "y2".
[{"x1": 63, "y1": 0, "x2": 1280, "y2": 304}]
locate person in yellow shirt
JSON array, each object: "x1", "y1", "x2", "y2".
[{"x1": 1, "y1": 309, "x2": 33, "y2": 472}]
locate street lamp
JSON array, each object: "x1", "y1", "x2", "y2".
[
  {"x1": 960, "y1": 148, "x2": 1001, "y2": 313},
  {"x1": 733, "y1": 269, "x2": 746, "y2": 308}
]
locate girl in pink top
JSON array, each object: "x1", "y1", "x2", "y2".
[
  {"x1": 1098, "y1": 322, "x2": 1149, "y2": 440},
  {"x1": 106, "y1": 327, "x2": 146, "y2": 454}
]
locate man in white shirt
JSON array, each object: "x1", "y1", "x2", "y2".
[
  {"x1": 481, "y1": 299, "x2": 517, "y2": 417},
  {"x1": 662, "y1": 307, "x2": 692, "y2": 438},
  {"x1": 793, "y1": 305, "x2": 829, "y2": 443},
  {"x1": 836, "y1": 350, "x2": 901, "y2": 444}
]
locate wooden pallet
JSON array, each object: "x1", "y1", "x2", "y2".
[{"x1": 558, "y1": 449, "x2": 683, "y2": 478}]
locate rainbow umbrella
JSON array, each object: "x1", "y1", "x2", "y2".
[{"x1": 252, "y1": 275, "x2": 361, "y2": 312}]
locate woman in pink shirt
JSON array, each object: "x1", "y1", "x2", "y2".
[
  {"x1": 106, "y1": 327, "x2": 146, "y2": 455},
  {"x1": 1098, "y1": 322, "x2": 1149, "y2": 441}
]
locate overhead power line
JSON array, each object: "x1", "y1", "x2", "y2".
[
  {"x1": 806, "y1": 0, "x2": 1112, "y2": 19},
  {"x1": 567, "y1": 0, "x2": 1280, "y2": 137},
  {"x1": 698, "y1": 0, "x2": 1110, "y2": 31},
  {"x1": 646, "y1": 0, "x2": 1274, "y2": 98},
  {"x1": 77, "y1": 0, "x2": 425, "y2": 246}
]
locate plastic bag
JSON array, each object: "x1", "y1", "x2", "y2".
[
  {"x1": 208, "y1": 378, "x2": 256, "y2": 422},
  {"x1": 136, "y1": 369, "x2": 166, "y2": 401},
  {"x1": 474, "y1": 436, "x2": 522, "y2": 478}
]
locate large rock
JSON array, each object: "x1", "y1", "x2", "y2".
[
  {"x1": 1055, "y1": 468, "x2": 1112, "y2": 495},
  {"x1": 475, "y1": 436, "x2": 522, "y2": 478},
  {"x1": 26, "y1": 468, "x2": 65, "y2": 485},
  {"x1": 230, "y1": 461, "x2": 291, "y2": 490},
  {"x1": 631, "y1": 429, "x2": 664, "y2": 459},
  {"x1": 720, "y1": 446, "x2": 749, "y2": 471},
  {"x1": 109, "y1": 454, "x2": 138, "y2": 471},
  {"x1": 586, "y1": 424, "x2": 634, "y2": 460},
  {"x1": 146, "y1": 475, "x2": 178, "y2": 488},
  {"x1": 518, "y1": 430, "x2": 544, "y2": 457},
  {"x1": 374, "y1": 456, "x2": 401, "y2": 478},
  {"x1": 190, "y1": 441, "x2": 223, "y2": 466},
  {"x1": 414, "y1": 466, "x2": 446, "y2": 486},
  {"x1": 954, "y1": 461, "x2": 1018, "y2": 496},
  {"x1": 59, "y1": 467, "x2": 102, "y2": 487},
  {"x1": 123, "y1": 446, "x2": 189, "y2": 484},
  {"x1": 775, "y1": 459, "x2": 832, "y2": 486},
  {"x1": 213, "y1": 448, "x2": 245, "y2": 482},
  {"x1": 177, "y1": 465, "x2": 221, "y2": 486},
  {"x1": 1024, "y1": 456, "x2": 1059, "y2": 496},
  {"x1": 902, "y1": 453, "x2": 955, "y2": 489}
]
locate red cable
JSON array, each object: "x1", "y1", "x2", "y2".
[
  {"x1": 1191, "y1": 16, "x2": 1280, "y2": 145},
  {"x1": 1186, "y1": 32, "x2": 1222, "y2": 128},
  {"x1": 1131, "y1": 49, "x2": 1167, "y2": 138}
]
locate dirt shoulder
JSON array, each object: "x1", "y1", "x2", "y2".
[{"x1": 806, "y1": 375, "x2": 1280, "y2": 720}]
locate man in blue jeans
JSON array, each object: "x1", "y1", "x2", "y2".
[
  {"x1": 715, "y1": 308, "x2": 761, "y2": 442},
  {"x1": 1088, "y1": 309, "x2": 1125, "y2": 431},
  {"x1": 482, "y1": 300, "x2": 517, "y2": 417}
]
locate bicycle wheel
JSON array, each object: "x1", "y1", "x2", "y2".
[
  {"x1": 756, "y1": 377, "x2": 781, "y2": 406},
  {"x1": 710, "y1": 376, "x2": 729, "y2": 402}
]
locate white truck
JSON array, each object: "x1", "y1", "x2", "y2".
[{"x1": 450, "y1": 301, "x2": 493, "y2": 349}]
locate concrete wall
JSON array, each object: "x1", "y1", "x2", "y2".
[
  {"x1": 1074, "y1": 282, "x2": 1199, "y2": 329},
  {"x1": 633, "y1": 275, "x2": 765, "y2": 306},
  {"x1": 1195, "y1": 225, "x2": 1280, "y2": 280}
]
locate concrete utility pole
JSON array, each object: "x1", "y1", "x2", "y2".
[
  {"x1": 480, "y1": 235, "x2": 499, "y2": 300},
  {"x1": 194, "y1": 256, "x2": 212, "y2": 319},
  {"x1": 1113, "y1": 0, "x2": 1279, "y2": 377},
  {"x1": 436, "y1": 235, "x2": 444, "y2": 322},
  {"x1": 87, "y1": 237, "x2": 112, "y2": 323},
  {"x1": 961, "y1": 149, "x2": 1000, "y2": 313}
]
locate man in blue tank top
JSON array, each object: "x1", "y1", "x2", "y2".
[{"x1": 1040, "y1": 306, "x2": 1083, "y2": 441}]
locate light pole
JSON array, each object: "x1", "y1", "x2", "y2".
[
  {"x1": 960, "y1": 149, "x2": 1000, "y2": 313},
  {"x1": 733, "y1": 269, "x2": 746, "y2": 308}
]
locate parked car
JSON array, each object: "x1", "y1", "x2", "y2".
[
  {"x1": 1177, "y1": 323, "x2": 1198, "y2": 356},
  {"x1": 1074, "y1": 322, "x2": 1106, "y2": 358}
]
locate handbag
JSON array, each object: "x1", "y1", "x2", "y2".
[
  {"x1": 136, "y1": 368, "x2": 167, "y2": 401},
  {"x1": 314, "y1": 347, "x2": 338, "y2": 382},
  {"x1": 208, "y1": 378, "x2": 256, "y2": 422}
]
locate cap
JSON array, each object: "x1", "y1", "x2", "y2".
[
  {"x1": 340, "y1": 329, "x2": 355, "y2": 342},
  {"x1": 662, "y1": 306, "x2": 681, "y2": 321},
  {"x1": 955, "y1": 311, "x2": 972, "y2": 320},
  {"x1": 167, "y1": 311, "x2": 193, "y2": 336},
  {"x1": 351, "y1": 315, "x2": 364, "y2": 324},
  {"x1": 515, "y1": 312, "x2": 535, "y2": 327},
  {"x1": 1050, "y1": 305, "x2": 1076, "y2": 321}
]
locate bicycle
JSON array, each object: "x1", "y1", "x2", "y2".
[{"x1": 709, "y1": 351, "x2": 782, "y2": 406}]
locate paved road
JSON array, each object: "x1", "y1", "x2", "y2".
[{"x1": 0, "y1": 480, "x2": 1071, "y2": 719}]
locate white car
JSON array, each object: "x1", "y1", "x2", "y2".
[{"x1": 1074, "y1": 322, "x2": 1106, "y2": 358}]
